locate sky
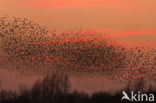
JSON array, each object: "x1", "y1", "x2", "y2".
[
  {"x1": 0, "y1": 0, "x2": 156, "y2": 93},
  {"x1": 0, "y1": 0, "x2": 156, "y2": 44}
]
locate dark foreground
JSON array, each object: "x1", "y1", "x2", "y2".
[{"x1": 0, "y1": 73, "x2": 155, "y2": 103}]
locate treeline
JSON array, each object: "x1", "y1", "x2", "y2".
[{"x1": 0, "y1": 72, "x2": 155, "y2": 103}]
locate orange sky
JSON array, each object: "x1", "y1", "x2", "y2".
[
  {"x1": 0, "y1": 0, "x2": 156, "y2": 93},
  {"x1": 0, "y1": 0, "x2": 156, "y2": 44}
]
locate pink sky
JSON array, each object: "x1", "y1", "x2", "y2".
[
  {"x1": 0, "y1": 0, "x2": 156, "y2": 44},
  {"x1": 0, "y1": 0, "x2": 156, "y2": 94}
]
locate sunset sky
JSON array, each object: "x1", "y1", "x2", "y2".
[
  {"x1": 0, "y1": 0, "x2": 156, "y2": 93},
  {"x1": 0, "y1": 0, "x2": 156, "y2": 44}
]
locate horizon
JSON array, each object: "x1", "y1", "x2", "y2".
[{"x1": 0, "y1": 0, "x2": 156, "y2": 101}]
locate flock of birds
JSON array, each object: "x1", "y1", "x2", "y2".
[{"x1": 0, "y1": 16, "x2": 155, "y2": 82}]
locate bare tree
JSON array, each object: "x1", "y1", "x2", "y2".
[{"x1": 29, "y1": 72, "x2": 70, "y2": 103}]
